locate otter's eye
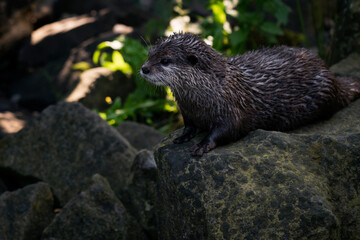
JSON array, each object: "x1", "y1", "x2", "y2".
[{"x1": 160, "y1": 58, "x2": 171, "y2": 66}]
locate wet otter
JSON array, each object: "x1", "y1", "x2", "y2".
[{"x1": 140, "y1": 32, "x2": 360, "y2": 156}]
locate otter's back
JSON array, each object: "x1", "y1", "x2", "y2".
[{"x1": 228, "y1": 46, "x2": 346, "y2": 131}]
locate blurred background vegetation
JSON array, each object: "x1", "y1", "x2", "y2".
[{"x1": 0, "y1": 0, "x2": 343, "y2": 136}]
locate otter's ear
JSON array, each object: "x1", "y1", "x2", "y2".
[{"x1": 187, "y1": 55, "x2": 198, "y2": 66}]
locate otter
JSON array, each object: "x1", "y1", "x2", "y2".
[{"x1": 140, "y1": 32, "x2": 360, "y2": 156}]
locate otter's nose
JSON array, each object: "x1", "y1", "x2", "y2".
[{"x1": 141, "y1": 67, "x2": 150, "y2": 74}]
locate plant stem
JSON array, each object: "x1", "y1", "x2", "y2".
[{"x1": 296, "y1": 0, "x2": 308, "y2": 47}]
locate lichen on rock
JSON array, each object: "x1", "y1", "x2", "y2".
[
  {"x1": 155, "y1": 99, "x2": 360, "y2": 240},
  {"x1": 0, "y1": 182, "x2": 54, "y2": 240},
  {"x1": 42, "y1": 174, "x2": 148, "y2": 240}
]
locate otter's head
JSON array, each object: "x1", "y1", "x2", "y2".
[{"x1": 140, "y1": 32, "x2": 223, "y2": 87}]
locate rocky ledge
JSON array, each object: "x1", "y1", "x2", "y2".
[{"x1": 155, "y1": 99, "x2": 360, "y2": 240}]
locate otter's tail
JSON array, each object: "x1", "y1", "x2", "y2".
[{"x1": 336, "y1": 76, "x2": 360, "y2": 104}]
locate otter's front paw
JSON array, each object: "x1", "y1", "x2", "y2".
[
  {"x1": 173, "y1": 130, "x2": 197, "y2": 144},
  {"x1": 190, "y1": 141, "x2": 216, "y2": 156},
  {"x1": 173, "y1": 135, "x2": 191, "y2": 144}
]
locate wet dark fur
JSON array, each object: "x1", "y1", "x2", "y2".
[{"x1": 141, "y1": 32, "x2": 360, "y2": 156}]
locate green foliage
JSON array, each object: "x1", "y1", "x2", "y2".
[
  {"x1": 98, "y1": 95, "x2": 177, "y2": 126},
  {"x1": 201, "y1": 0, "x2": 291, "y2": 54},
  {"x1": 93, "y1": 39, "x2": 133, "y2": 74},
  {"x1": 201, "y1": 0, "x2": 228, "y2": 51},
  {"x1": 71, "y1": 61, "x2": 91, "y2": 71},
  {"x1": 93, "y1": 36, "x2": 178, "y2": 130}
]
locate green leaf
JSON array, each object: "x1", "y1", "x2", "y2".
[
  {"x1": 99, "y1": 112, "x2": 107, "y2": 120},
  {"x1": 209, "y1": 1, "x2": 226, "y2": 24},
  {"x1": 112, "y1": 51, "x2": 133, "y2": 74},
  {"x1": 274, "y1": 1, "x2": 291, "y2": 25},
  {"x1": 263, "y1": 0, "x2": 291, "y2": 25},
  {"x1": 164, "y1": 102, "x2": 178, "y2": 112},
  {"x1": 93, "y1": 49, "x2": 101, "y2": 65},
  {"x1": 101, "y1": 62, "x2": 118, "y2": 71},
  {"x1": 260, "y1": 22, "x2": 283, "y2": 35},
  {"x1": 230, "y1": 29, "x2": 249, "y2": 50},
  {"x1": 72, "y1": 62, "x2": 91, "y2": 71}
]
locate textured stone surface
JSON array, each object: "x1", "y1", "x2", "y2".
[
  {"x1": 0, "y1": 102, "x2": 137, "y2": 206},
  {"x1": 42, "y1": 174, "x2": 147, "y2": 240},
  {"x1": 330, "y1": 53, "x2": 360, "y2": 78},
  {"x1": 0, "y1": 182, "x2": 54, "y2": 240},
  {"x1": 116, "y1": 121, "x2": 164, "y2": 150},
  {"x1": 155, "y1": 99, "x2": 360, "y2": 240},
  {"x1": 125, "y1": 150, "x2": 158, "y2": 239}
]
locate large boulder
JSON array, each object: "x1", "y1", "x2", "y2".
[
  {"x1": 0, "y1": 182, "x2": 54, "y2": 240},
  {"x1": 42, "y1": 174, "x2": 147, "y2": 240},
  {"x1": 154, "y1": 99, "x2": 360, "y2": 239},
  {"x1": 0, "y1": 102, "x2": 137, "y2": 206}
]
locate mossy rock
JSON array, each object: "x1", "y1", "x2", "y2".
[
  {"x1": 0, "y1": 182, "x2": 54, "y2": 240},
  {"x1": 42, "y1": 174, "x2": 148, "y2": 240},
  {"x1": 155, "y1": 99, "x2": 360, "y2": 240}
]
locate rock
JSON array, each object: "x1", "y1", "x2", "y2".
[
  {"x1": 56, "y1": 31, "x2": 120, "y2": 95},
  {"x1": 65, "y1": 67, "x2": 135, "y2": 111},
  {"x1": 330, "y1": 53, "x2": 360, "y2": 78},
  {"x1": 42, "y1": 174, "x2": 147, "y2": 240},
  {"x1": 0, "y1": 182, "x2": 54, "y2": 240},
  {"x1": 124, "y1": 150, "x2": 158, "y2": 239},
  {"x1": 9, "y1": 57, "x2": 66, "y2": 111},
  {"x1": 53, "y1": 0, "x2": 107, "y2": 16},
  {"x1": 19, "y1": 9, "x2": 116, "y2": 67},
  {"x1": 53, "y1": 0, "x2": 152, "y2": 27},
  {"x1": 0, "y1": 0, "x2": 55, "y2": 72},
  {"x1": 12, "y1": 31, "x2": 135, "y2": 111},
  {"x1": 0, "y1": 111, "x2": 27, "y2": 137},
  {"x1": 116, "y1": 121, "x2": 164, "y2": 150},
  {"x1": 56, "y1": 25, "x2": 134, "y2": 96},
  {"x1": 154, "y1": 99, "x2": 360, "y2": 239},
  {"x1": 0, "y1": 102, "x2": 137, "y2": 206}
]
